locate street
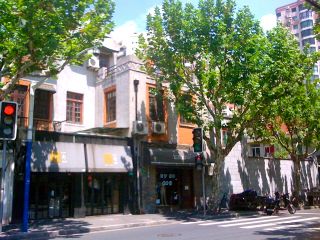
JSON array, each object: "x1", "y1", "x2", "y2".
[{"x1": 53, "y1": 210, "x2": 320, "y2": 240}]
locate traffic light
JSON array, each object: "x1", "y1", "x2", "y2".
[
  {"x1": 195, "y1": 153, "x2": 203, "y2": 170},
  {"x1": 192, "y1": 127, "x2": 203, "y2": 153},
  {"x1": 0, "y1": 101, "x2": 18, "y2": 140}
]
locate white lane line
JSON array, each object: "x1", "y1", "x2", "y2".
[
  {"x1": 241, "y1": 217, "x2": 320, "y2": 229},
  {"x1": 200, "y1": 216, "x2": 278, "y2": 226},
  {"x1": 264, "y1": 224, "x2": 303, "y2": 231},
  {"x1": 220, "y1": 216, "x2": 300, "y2": 227},
  {"x1": 181, "y1": 220, "x2": 208, "y2": 225}
]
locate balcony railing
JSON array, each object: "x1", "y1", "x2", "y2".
[{"x1": 18, "y1": 117, "x2": 64, "y2": 132}]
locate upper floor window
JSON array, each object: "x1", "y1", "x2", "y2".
[
  {"x1": 149, "y1": 88, "x2": 164, "y2": 122},
  {"x1": 293, "y1": 24, "x2": 298, "y2": 30},
  {"x1": 11, "y1": 85, "x2": 28, "y2": 118},
  {"x1": 302, "y1": 37, "x2": 315, "y2": 47},
  {"x1": 250, "y1": 144, "x2": 261, "y2": 157},
  {"x1": 292, "y1": 16, "x2": 299, "y2": 21},
  {"x1": 66, "y1": 91, "x2": 83, "y2": 124},
  {"x1": 276, "y1": 12, "x2": 281, "y2": 18},
  {"x1": 264, "y1": 145, "x2": 275, "y2": 157},
  {"x1": 34, "y1": 90, "x2": 51, "y2": 120},
  {"x1": 298, "y1": 4, "x2": 306, "y2": 11},
  {"x1": 300, "y1": 19, "x2": 313, "y2": 29},
  {"x1": 292, "y1": 7, "x2": 296, "y2": 12},
  {"x1": 105, "y1": 90, "x2": 116, "y2": 122},
  {"x1": 301, "y1": 28, "x2": 313, "y2": 38},
  {"x1": 299, "y1": 10, "x2": 312, "y2": 20}
]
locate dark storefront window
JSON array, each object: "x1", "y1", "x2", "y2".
[
  {"x1": 85, "y1": 173, "x2": 123, "y2": 215},
  {"x1": 156, "y1": 168, "x2": 194, "y2": 209}
]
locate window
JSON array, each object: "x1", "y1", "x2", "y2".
[
  {"x1": 276, "y1": 12, "x2": 281, "y2": 18},
  {"x1": 293, "y1": 24, "x2": 298, "y2": 30},
  {"x1": 264, "y1": 145, "x2": 275, "y2": 157},
  {"x1": 300, "y1": 19, "x2": 313, "y2": 29},
  {"x1": 299, "y1": 10, "x2": 312, "y2": 20},
  {"x1": 301, "y1": 29, "x2": 313, "y2": 38},
  {"x1": 149, "y1": 88, "x2": 164, "y2": 122},
  {"x1": 292, "y1": 16, "x2": 298, "y2": 21},
  {"x1": 34, "y1": 90, "x2": 51, "y2": 120},
  {"x1": 298, "y1": 4, "x2": 306, "y2": 11},
  {"x1": 66, "y1": 91, "x2": 83, "y2": 124},
  {"x1": 302, "y1": 37, "x2": 315, "y2": 46},
  {"x1": 222, "y1": 129, "x2": 228, "y2": 147},
  {"x1": 292, "y1": 7, "x2": 296, "y2": 12},
  {"x1": 105, "y1": 90, "x2": 116, "y2": 122},
  {"x1": 11, "y1": 85, "x2": 28, "y2": 118},
  {"x1": 250, "y1": 144, "x2": 261, "y2": 157}
]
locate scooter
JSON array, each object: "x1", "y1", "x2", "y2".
[{"x1": 265, "y1": 192, "x2": 296, "y2": 215}]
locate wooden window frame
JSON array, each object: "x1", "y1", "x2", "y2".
[
  {"x1": 66, "y1": 91, "x2": 83, "y2": 124},
  {"x1": 105, "y1": 89, "x2": 116, "y2": 123}
]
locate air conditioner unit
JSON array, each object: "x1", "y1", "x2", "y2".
[
  {"x1": 97, "y1": 67, "x2": 108, "y2": 80},
  {"x1": 133, "y1": 121, "x2": 148, "y2": 135},
  {"x1": 87, "y1": 56, "x2": 99, "y2": 71},
  {"x1": 152, "y1": 121, "x2": 166, "y2": 134}
]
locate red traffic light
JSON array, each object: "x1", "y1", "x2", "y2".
[{"x1": 4, "y1": 105, "x2": 15, "y2": 115}]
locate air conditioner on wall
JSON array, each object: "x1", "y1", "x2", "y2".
[
  {"x1": 87, "y1": 56, "x2": 99, "y2": 71},
  {"x1": 152, "y1": 121, "x2": 166, "y2": 134},
  {"x1": 133, "y1": 121, "x2": 148, "y2": 135}
]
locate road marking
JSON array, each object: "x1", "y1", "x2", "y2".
[
  {"x1": 219, "y1": 216, "x2": 298, "y2": 227},
  {"x1": 200, "y1": 216, "x2": 278, "y2": 226},
  {"x1": 264, "y1": 224, "x2": 303, "y2": 231},
  {"x1": 181, "y1": 220, "x2": 210, "y2": 224},
  {"x1": 241, "y1": 217, "x2": 320, "y2": 229}
]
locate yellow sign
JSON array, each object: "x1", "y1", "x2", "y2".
[
  {"x1": 49, "y1": 151, "x2": 62, "y2": 164},
  {"x1": 103, "y1": 153, "x2": 114, "y2": 165}
]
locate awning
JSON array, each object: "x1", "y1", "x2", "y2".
[
  {"x1": 31, "y1": 142, "x2": 86, "y2": 172},
  {"x1": 86, "y1": 144, "x2": 133, "y2": 172},
  {"x1": 148, "y1": 148, "x2": 197, "y2": 166}
]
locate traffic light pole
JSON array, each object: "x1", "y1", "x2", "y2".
[
  {"x1": 202, "y1": 164, "x2": 206, "y2": 216},
  {"x1": 0, "y1": 140, "x2": 7, "y2": 232}
]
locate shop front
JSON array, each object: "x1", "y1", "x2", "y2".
[
  {"x1": 142, "y1": 145, "x2": 197, "y2": 212},
  {"x1": 20, "y1": 141, "x2": 133, "y2": 220}
]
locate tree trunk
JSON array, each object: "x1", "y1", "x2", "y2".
[
  {"x1": 210, "y1": 154, "x2": 225, "y2": 209},
  {"x1": 292, "y1": 155, "x2": 302, "y2": 197}
]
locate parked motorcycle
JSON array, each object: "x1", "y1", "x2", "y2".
[{"x1": 265, "y1": 192, "x2": 296, "y2": 215}]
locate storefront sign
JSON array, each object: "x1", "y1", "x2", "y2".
[
  {"x1": 49, "y1": 151, "x2": 67, "y2": 164},
  {"x1": 103, "y1": 153, "x2": 115, "y2": 165},
  {"x1": 160, "y1": 173, "x2": 176, "y2": 186}
]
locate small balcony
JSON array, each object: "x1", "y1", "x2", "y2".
[{"x1": 18, "y1": 117, "x2": 64, "y2": 132}]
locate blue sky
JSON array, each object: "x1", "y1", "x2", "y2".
[{"x1": 111, "y1": 0, "x2": 295, "y2": 42}]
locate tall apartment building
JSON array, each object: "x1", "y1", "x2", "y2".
[{"x1": 276, "y1": 0, "x2": 320, "y2": 80}]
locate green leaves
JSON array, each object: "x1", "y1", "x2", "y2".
[
  {"x1": 0, "y1": 0, "x2": 115, "y2": 97},
  {"x1": 138, "y1": 0, "x2": 320, "y2": 162}
]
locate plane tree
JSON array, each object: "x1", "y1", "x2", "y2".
[
  {"x1": 0, "y1": 0, "x2": 115, "y2": 98},
  {"x1": 137, "y1": 0, "x2": 318, "y2": 206}
]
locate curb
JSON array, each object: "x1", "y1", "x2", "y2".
[{"x1": 0, "y1": 219, "x2": 174, "y2": 240}]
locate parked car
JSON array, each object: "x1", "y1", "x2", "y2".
[{"x1": 229, "y1": 189, "x2": 266, "y2": 210}]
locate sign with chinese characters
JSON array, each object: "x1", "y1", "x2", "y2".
[{"x1": 159, "y1": 173, "x2": 176, "y2": 186}]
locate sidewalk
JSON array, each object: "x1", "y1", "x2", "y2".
[{"x1": 0, "y1": 209, "x2": 265, "y2": 240}]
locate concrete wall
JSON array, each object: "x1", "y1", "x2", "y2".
[
  {"x1": 217, "y1": 142, "x2": 319, "y2": 197},
  {"x1": 55, "y1": 65, "x2": 97, "y2": 132}
]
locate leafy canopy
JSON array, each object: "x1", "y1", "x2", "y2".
[
  {"x1": 138, "y1": 0, "x2": 318, "y2": 159},
  {"x1": 0, "y1": 0, "x2": 115, "y2": 97}
]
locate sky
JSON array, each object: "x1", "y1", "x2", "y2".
[{"x1": 110, "y1": 0, "x2": 296, "y2": 43}]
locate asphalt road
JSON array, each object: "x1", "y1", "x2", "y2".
[{"x1": 53, "y1": 210, "x2": 320, "y2": 240}]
